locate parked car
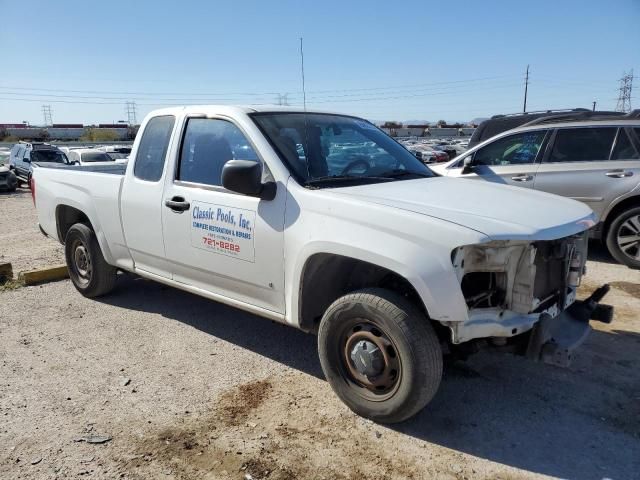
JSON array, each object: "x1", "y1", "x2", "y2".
[
  {"x1": 66, "y1": 148, "x2": 125, "y2": 165},
  {"x1": 431, "y1": 115, "x2": 640, "y2": 268},
  {"x1": 408, "y1": 145, "x2": 449, "y2": 163},
  {"x1": 468, "y1": 109, "x2": 624, "y2": 148},
  {"x1": 0, "y1": 165, "x2": 18, "y2": 192},
  {"x1": 97, "y1": 145, "x2": 132, "y2": 160},
  {"x1": 0, "y1": 147, "x2": 11, "y2": 165},
  {"x1": 32, "y1": 106, "x2": 611, "y2": 423},
  {"x1": 9, "y1": 142, "x2": 70, "y2": 184}
]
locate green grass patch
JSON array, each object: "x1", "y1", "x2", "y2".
[{"x1": 0, "y1": 279, "x2": 24, "y2": 292}]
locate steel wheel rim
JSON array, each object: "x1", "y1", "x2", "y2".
[
  {"x1": 339, "y1": 318, "x2": 402, "y2": 402},
  {"x1": 72, "y1": 240, "x2": 92, "y2": 286},
  {"x1": 617, "y1": 215, "x2": 640, "y2": 261}
]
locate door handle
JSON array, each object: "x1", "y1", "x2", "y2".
[
  {"x1": 164, "y1": 196, "x2": 190, "y2": 212},
  {"x1": 511, "y1": 174, "x2": 533, "y2": 182},
  {"x1": 605, "y1": 170, "x2": 633, "y2": 178}
]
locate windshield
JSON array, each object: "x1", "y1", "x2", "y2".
[
  {"x1": 31, "y1": 150, "x2": 68, "y2": 163},
  {"x1": 80, "y1": 151, "x2": 114, "y2": 163},
  {"x1": 251, "y1": 113, "x2": 434, "y2": 186},
  {"x1": 106, "y1": 152, "x2": 129, "y2": 159}
]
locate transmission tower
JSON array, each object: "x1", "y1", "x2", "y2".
[
  {"x1": 41, "y1": 105, "x2": 53, "y2": 126},
  {"x1": 276, "y1": 93, "x2": 290, "y2": 106},
  {"x1": 125, "y1": 101, "x2": 138, "y2": 125},
  {"x1": 615, "y1": 70, "x2": 633, "y2": 113}
]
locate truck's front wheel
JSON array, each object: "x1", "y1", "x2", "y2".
[
  {"x1": 318, "y1": 288, "x2": 442, "y2": 424},
  {"x1": 65, "y1": 223, "x2": 117, "y2": 297}
]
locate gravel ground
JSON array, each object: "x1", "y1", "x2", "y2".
[
  {"x1": 0, "y1": 187, "x2": 65, "y2": 272},
  {"x1": 1, "y1": 190, "x2": 639, "y2": 480}
]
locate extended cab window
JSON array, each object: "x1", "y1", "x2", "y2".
[
  {"x1": 473, "y1": 130, "x2": 547, "y2": 166},
  {"x1": 177, "y1": 118, "x2": 258, "y2": 186},
  {"x1": 547, "y1": 127, "x2": 616, "y2": 162},
  {"x1": 134, "y1": 115, "x2": 175, "y2": 182},
  {"x1": 611, "y1": 129, "x2": 640, "y2": 160}
]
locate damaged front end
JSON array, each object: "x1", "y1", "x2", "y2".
[{"x1": 445, "y1": 232, "x2": 613, "y2": 367}]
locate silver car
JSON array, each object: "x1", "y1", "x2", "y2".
[{"x1": 431, "y1": 118, "x2": 640, "y2": 268}]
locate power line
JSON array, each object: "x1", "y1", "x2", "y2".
[
  {"x1": 0, "y1": 78, "x2": 523, "y2": 103},
  {"x1": 615, "y1": 70, "x2": 633, "y2": 113},
  {"x1": 0, "y1": 81, "x2": 525, "y2": 107},
  {"x1": 0, "y1": 74, "x2": 519, "y2": 98}
]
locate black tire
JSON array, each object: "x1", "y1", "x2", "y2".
[
  {"x1": 65, "y1": 223, "x2": 117, "y2": 297},
  {"x1": 7, "y1": 171, "x2": 18, "y2": 192},
  {"x1": 318, "y1": 288, "x2": 443, "y2": 423},
  {"x1": 606, "y1": 206, "x2": 640, "y2": 269}
]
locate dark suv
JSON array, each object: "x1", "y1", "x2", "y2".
[
  {"x1": 9, "y1": 142, "x2": 69, "y2": 184},
  {"x1": 469, "y1": 109, "x2": 623, "y2": 148}
]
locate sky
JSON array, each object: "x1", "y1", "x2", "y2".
[{"x1": 1, "y1": 0, "x2": 639, "y2": 125}]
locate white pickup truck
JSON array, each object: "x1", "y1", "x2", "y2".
[{"x1": 32, "y1": 106, "x2": 612, "y2": 423}]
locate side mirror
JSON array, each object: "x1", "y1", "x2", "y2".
[
  {"x1": 221, "y1": 160, "x2": 276, "y2": 200},
  {"x1": 23, "y1": 157, "x2": 31, "y2": 163},
  {"x1": 461, "y1": 156, "x2": 474, "y2": 175}
]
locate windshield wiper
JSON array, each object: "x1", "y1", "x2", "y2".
[
  {"x1": 377, "y1": 169, "x2": 432, "y2": 179},
  {"x1": 304, "y1": 175, "x2": 394, "y2": 187}
]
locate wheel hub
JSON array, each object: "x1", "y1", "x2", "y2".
[
  {"x1": 341, "y1": 321, "x2": 401, "y2": 396},
  {"x1": 73, "y1": 243, "x2": 91, "y2": 281},
  {"x1": 618, "y1": 215, "x2": 640, "y2": 260},
  {"x1": 350, "y1": 340, "x2": 384, "y2": 377}
]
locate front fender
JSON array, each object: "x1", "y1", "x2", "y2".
[{"x1": 285, "y1": 239, "x2": 471, "y2": 328}]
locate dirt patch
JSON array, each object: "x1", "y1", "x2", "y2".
[
  {"x1": 217, "y1": 379, "x2": 273, "y2": 426},
  {"x1": 610, "y1": 281, "x2": 640, "y2": 299},
  {"x1": 113, "y1": 376, "x2": 490, "y2": 480}
]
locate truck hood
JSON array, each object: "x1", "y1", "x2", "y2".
[{"x1": 331, "y1": 177, "x2": 596, "y2": 241}]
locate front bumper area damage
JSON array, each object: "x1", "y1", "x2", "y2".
[
  {"x1": 444, "y1": 233, "x2": 613, "y2": 367},
  {"x1": 526, "y1": 284, "x2": 613, "y2": 367}
]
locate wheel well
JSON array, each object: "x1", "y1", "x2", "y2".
[
  {"x1": 298, "y1": 253, "x2": 427, "y2": 332},
  {"x1": 56, "y1": 205, "x2": 92, "y2": 243},
  {"x1": 603, "y1": 196, "x2": 640, "y2": 240}
]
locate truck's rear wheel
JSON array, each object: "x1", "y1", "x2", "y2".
[
  {"x1": 65, "y1": 223, "x2": 117, "y2": 297},
  {"x1": 318, "y1": 288, "x2": 442, "y2": 423},
  {"x1": 606, "y1": 206, "x2": 640, "y2": 269}
]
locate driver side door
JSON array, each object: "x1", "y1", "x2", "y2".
[
  {"x1": 161, "y1": 116, "x2": 287, "y2": 314},
  {"x1": 446, "y1": 129, "x2": 550, "y2": 188}
]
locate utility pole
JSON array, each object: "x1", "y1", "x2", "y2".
[
  {"x1": 615, "y1": 70, "x2": 633, "y2": 113},
  {"x1": 522, "y1": 65, "x2": 530, "y2": 113},
  {"x1": 125, "y1": 101, "x2": 137, "y2": 125},
  {"x1": 592, "y1": 101, "x2": 597, "y2": 112},
  {"x1": 41, "y1": 105, "x2": 53, "y2": 126}
]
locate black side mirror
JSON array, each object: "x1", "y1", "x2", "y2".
[
  {"x1": 461, "y1": 156, "x2": 474, "y2": 175},
  {"x1": 221, "y1": 160, "x2": 276, "y2": 200},
  {"x1": 23, "y1": 157, "x2": 31, "y2": 163}
]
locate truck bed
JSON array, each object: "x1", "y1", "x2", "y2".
[
  {"x1": 33, "y1": 162, "x2": 128, "y2": 261},
  {"x1": 33, "y1": 162, "x2": 127, "y2": 175}
]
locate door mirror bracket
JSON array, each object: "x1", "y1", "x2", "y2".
[
  {"x1": 461, "y1": 156, "x2": 474, "y2": 175},
  {"x1": 221, "y1": 160, "x2": 276, "y2": 201}
]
